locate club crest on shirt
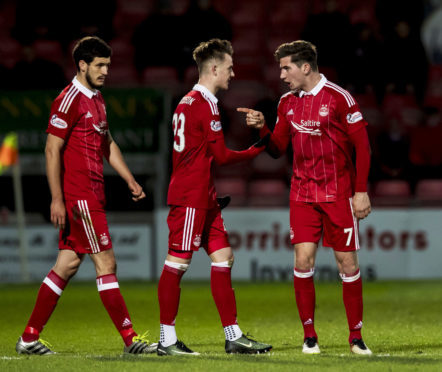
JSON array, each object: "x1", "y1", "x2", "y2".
[
  {"x1": 346, "y1": 111, "x2": 363, "y2": 124},
  {"x1": 193, "y1": 234, "x2": 202, "y2": 247},
  {"x1": 319, "y1": 104, "x2": 329, "y2": 117},
  {"x1": 210, "y1": 120, "x2": 222, "y2": 132},
  {"x1": 50, "y1": 114, "x2": 68, "y2": 129}
]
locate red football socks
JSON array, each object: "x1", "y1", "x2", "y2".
[
  {"x1": 294, "y1": 268, "x2": 317, "y2": 340},
  {"x1": 158, "y1": 264, "x2": 185, "y2": 325},
  {"x1": 210, "y1": 265, "x2": 238, "y2": 327},
  {"x1": 341, "y1": 270, "x2": 364, "y2": 342},
  {"x1": 96, "y1": 274, "x2": 136, "y2": 346},
  {"x1": 22, "y1": 270, "x2": 68, "y2": 342}
]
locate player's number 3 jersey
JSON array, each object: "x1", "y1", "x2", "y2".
[{"x1": 167, "y1": 84, "x2": 224, "y2": 209}]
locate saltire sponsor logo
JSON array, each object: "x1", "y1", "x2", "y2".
[
  {"x1": 210, "y1": 120, "x2": 222, "y2": 132},
  {"x1": 50, "y1": 114, "x2": 68, "y2": 129},
  {"x1": 93, "y1": 121, "x2": 108, "y2": 135},
  {"x1": 346, "y1": 111, "x2": 363, "y2": 124},
  {"x1": 291, "y1": 121, "x2": 322, "y2": 136}
]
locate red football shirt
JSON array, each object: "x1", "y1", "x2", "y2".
[
  {"x1": 167, "y1": 84, "x2": 225, "y2": 209},
  {"x1": 264, "y1": 74, "x2": 368, "y2": 202},
  {"x1": 46, "y1": 77, "x2": 109, "y2": 204}
]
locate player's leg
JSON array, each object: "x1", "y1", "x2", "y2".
[
  {"x1": 157, "y1": 206, "x2": 203, "y2": 356},
  {"x1": 79, "y1": 199, "x2": 155, "y2": 354},
  {"x1": 89, "y1": 248, "x2": 156, "y2": 354},
  {"x1": 290, "y1": 201, "x2": 322, "y2": 354},
  {"x1": 294, "y1": 243, "x2": 320, "y2": 354},
  {"x1": 324, "y1": 198, "x2": 372, "y2": 355},
  {"x1": 16, "y1": 206, "x2": 84, "y2": 355},
  {"x1": 206, "y1": 208, "x2": 272, "y2": 354}
]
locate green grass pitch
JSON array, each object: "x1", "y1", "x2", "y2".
[{"x1": 0, "y1": 280, "x2": 441, "y2": 371}]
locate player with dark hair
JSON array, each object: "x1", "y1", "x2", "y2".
[
  {"x1": 15, "y1": 36, "x2": 157, "y2": 355},
  {"x1": 239, "y1": 40, "x2": 372, "y2": 355},
  {"x1": 157, "y1": 39, "x2": 272, "y2": 356}
]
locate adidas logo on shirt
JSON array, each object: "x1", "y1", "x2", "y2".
[
  {"x1": 287, "y1": 109, "x2": 294, "y2": 115},
  {"x1": 86, "y1": 111, "x2": 93, "y2": 118}
]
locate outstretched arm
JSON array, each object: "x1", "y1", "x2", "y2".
[
  {"x1": 105, "y1": 132, "x2": 145, "y2": 202},
  {"x1": 349, "y1": 127, "x2": 371, "y2": 219},
  {"x1": 45, "y1": 133, "x2": 66, "y2": 229},
  {"x1": 237, "y1": 107, "x2": 290, "y2": 158},
  {"x1": 208, "y1": 134, "x2": 266, "y2": 166}
]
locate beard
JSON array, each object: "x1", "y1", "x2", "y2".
[{"x1": 86, "y1": 71, "x2": 104, "y2": 90}]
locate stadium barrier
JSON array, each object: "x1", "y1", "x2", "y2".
[{"x1": 1, "y1": 209, "x2": 441, "y2": 282}]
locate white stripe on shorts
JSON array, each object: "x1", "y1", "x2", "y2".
[
  {"x1": 43, "y1": 277, "x2": 63, "y2": 296},
  {"x1": 183, "y1": 207, "x2": 195, "y2": 251},
  {"x1": 77, "y1": 200, "x2": 100, "y2": 253}
]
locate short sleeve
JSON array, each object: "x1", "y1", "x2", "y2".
[
  {"x1": 46, "y1": 96, "x2": 78, "y2": 140},
  {"x1": 200, "y1": 101, "x2": 224, "y2": 142},
  {"x1": 337, "y1": 97, "x2": 368, "y2": 135}
]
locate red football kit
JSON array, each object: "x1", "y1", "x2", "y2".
[
  {"x1": 46, "y1": 77, "x2": 112, "y2": 254},
  {"x1": 167, "y1": 84, "x2": 262, "y2": 256},
  {"x1": 261, "y1": 75, "x2": 371, "y2": 251}
]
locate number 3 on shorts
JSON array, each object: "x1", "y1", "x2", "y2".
[
  {"x1": 344, "y1": 227, "x2": 353, "y2": 246},
  {"x1": 173, "y1": 113, "x2": 185, "y2": 152}
]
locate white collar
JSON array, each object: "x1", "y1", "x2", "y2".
[
  {"x1": 193, "y1": 84, "x2": 218, "y2": 104},
  {"x1": 72, "y1": 76, "x2": 98, "y2": 99},
  {"x1": 299, "y1": 74, "x2": 327, "y2": 97}
]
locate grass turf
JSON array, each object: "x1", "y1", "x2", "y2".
[{"x1": 0, "y1": 280, "x2": 441, "y2": 371}]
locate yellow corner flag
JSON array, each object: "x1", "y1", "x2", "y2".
[{"x1": 0, "y1": 132, "x2": 18, "y2": 174}]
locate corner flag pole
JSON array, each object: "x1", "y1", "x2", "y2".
[
  {"x1": 0, "y1": 133, "x2": 30, "y2": 282},
  {"x1": 13, "y1": 159, "x2": 30, "y2": 282}
]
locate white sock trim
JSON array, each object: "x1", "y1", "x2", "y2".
[
  {"x1": 294, "y1": 267, "x2": 315, "y2": 278},
  {"x1": 160, "y1": 324, "x2": 178, "y2": 347},
  {"x1": 224, "y1": 324, "x2": 243, "y2": 341},
  {"x1": 165, "y1": 260, "x2": 189, "y2": 272},
  {"x1": 340, "y1": 270, "x2": 361, "y2": 282},
  {"x1": 211, "y1": 260, "x2": 232, "y2": 268},
  {"x1": 43, "y1": 277, "x2": 63, "y2": 296}
]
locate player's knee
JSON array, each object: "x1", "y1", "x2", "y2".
[
  {"x1": 295, "y1": 256, "x2": 314, "y2": 271},
  {"x1": 211, "y1": 257, "x2": 234, "y2": 269},
  {"x1": 165, "y1": 260, "x2": 190, "y2": 272},
  {"x1": 53, "y1": 257, "x2": 81, "y2": 280},
  {"x1": 339, "y1": 268, "x2": 361, "y2": 282},
  {"x1": 94, "y1": 259, "x2": 117, "y2": 276}
]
